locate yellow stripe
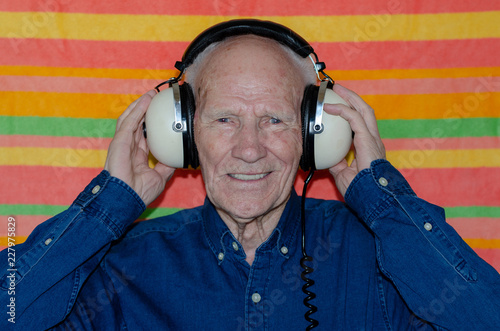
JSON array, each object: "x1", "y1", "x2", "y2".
[
  {"x1": 0, "y1": 147, "x2": 108, "y2": 168},
  {"x1": 2, "y1": 65, "x2": 499, "y2": 80},
  {"x1": 387, "y1": 149, "x2": 500, "y2": 169},
  {"x1": 1, "y1": 237, "x2": 499, "y2": 249},
  {"x1": 0, "y1": 147, "x2": 158, "y2": 168},
  {"x1": 1, "y1": 12, "x2": 499, "y2": 42},
  {"x1": 1, "y1": 147, "x2": 499, "y2": 169},
  {"x1": 0, "y1": 91, "x2": 141, "y2": 119},
  {"x1": 2, "y1": 91, "x2": 498, "y2": 120}
]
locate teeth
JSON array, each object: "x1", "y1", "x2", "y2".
[{"x1": 229, "y1": 173, "x2": 268, "y2": 180}]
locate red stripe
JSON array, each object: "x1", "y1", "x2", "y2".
[
  {"x1": 400, "y1": 167, "x2": 500, "y2": 207},
  {"x1": 2, "y1": 38, "x2": 499, "y2": 71},
  {"x1": 2, "y1": 135, "x2": 498, "y2": 152},
  {"x1": 0, "y1": 215, "x2": 47, "y2": 236},
  {"x1": 1, "y1": 0, "x2": 497, "y2": 16},
  {"x1": 316, "y1": 39, "x2": 500, "y2": 71},
  {"x1": 0, "y1": 135, "x2": 111, "y2": 149},
  {"x1": 0, "y1": 75, "x2": 164, "y2": 94},
  {"x1": 473, "y1": 249, "x2": 500, "y2": 272},
  {"x1": 448, "y1": 218, "x2": 500, "y2": 239},
  {"x1": 5, "y1": 75, "x2": 500, "y2": 96},
  {"x1": 2, "y1": 166, "x2": 499, "y2": 208}
]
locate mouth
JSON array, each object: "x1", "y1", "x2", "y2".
[{"x1": 228, "y1": 172, "x2": 271, "y2": 181}]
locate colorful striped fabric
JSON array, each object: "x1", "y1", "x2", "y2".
[{"x1": 0, "y1": 1, "x2": 499, "y2": 271}]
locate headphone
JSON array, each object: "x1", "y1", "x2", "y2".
[{"x1": 144, "y1": 19, "x2": 352, "y2": 171}]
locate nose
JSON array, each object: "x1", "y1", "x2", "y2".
[{"x1": 231, "y1": 122, "x2": 267, "y2": 163}]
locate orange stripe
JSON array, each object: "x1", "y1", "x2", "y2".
[
  {"x1": 1, "y1": 0, "x2": 497, "y2": 15},
  {"x1": 1, "y1": 215, "x2": 497, "y2": 241},
  {"x1": 363, "y1": 92, "x2": 499, "y2": 120},
  {"x1": 0, "y1": 244, "x2": 497, "y2": 273},
  {"x1": 2, "y1": 90, "x2": 498, "y2": 120},
  {"x1": 3, "y1": 75, "x2": 500, "y2": 96}
]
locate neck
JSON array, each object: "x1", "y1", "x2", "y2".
[{"x1": 217, "y1": 206, "x2": 285, "y2": 266}]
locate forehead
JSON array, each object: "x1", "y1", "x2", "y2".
[{"x1": 194, "y1": 36, "x2": 306, "y2": 111}]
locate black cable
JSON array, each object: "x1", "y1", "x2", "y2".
[{"x1": 300, "y1": 169, "x2": 319, "y2": 330}]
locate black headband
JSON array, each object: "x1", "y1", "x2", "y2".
[{"x1": 174, "y1": 19, "x2": 315, "y2": 73}]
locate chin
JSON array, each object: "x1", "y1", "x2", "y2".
[{"x1": 214, "y1": 192, "x2": 287, "y2": 222}]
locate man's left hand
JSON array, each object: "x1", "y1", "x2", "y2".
[{"x1": 324, "y1": 84, "x2": 386, "y2": 197}]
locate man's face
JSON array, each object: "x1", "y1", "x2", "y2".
[{"x1": 193, "y1": 36, "x2": 305, "y2": 223}]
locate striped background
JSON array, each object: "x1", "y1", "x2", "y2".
[{"x1": 0, "y1": 1, "x2": 499, "y2": 271}]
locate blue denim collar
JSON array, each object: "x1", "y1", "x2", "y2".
[{"x1": 201, "y1": 189, "x2": 301, "y2": 264}]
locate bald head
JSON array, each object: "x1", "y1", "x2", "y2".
[{"x1": 184, "y1": 35, "x2": 317, "y2": 103}]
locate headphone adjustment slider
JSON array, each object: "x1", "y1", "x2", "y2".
[{"x1": 171, "y1": 82, "x2": 185, "y2": 133}]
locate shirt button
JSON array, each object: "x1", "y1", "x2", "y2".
[
  {"x1": 378, "y1": 177, "x2": 388, "y2": 187},
  {"x1": 217, "y1": 252, "x2": 224, "y2": 261},
  {"x1": 424, "y1": 222, "x2": 433, "y2": 231},
  {"x1": 44, "y1": 238, "x2": 52, "y2": 246},
  {"x1": 91, "y1": 185, "x2": 101, "y2": 194},
  {"x1": 280, "y1": 246, "x2": 289, "y2": 255},
  {"x1": 232, "y1": 242, "x2": 239, "y2": 251},
  {"x1": 251, "y1": 292, "x2": 261, "y2": 303}
]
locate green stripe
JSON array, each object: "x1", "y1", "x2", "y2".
[
  {"x1": 378, "y1": 117, "x2": 499, "y2": 139},
  {"x1": 0, "y1": 204, "x2": 182, "y2": 219},
  {"x1": 2, "y1": 204, "x2": 499, "y2": 219},
  {"x1": 0, "y1": 204, "x2": 67, "y2": 216},
  {"x1": 444, "y1": 206, "x2": 500, "y2": 218},
  {"x1": 0, "y1": 116, "x2": 116, "y2": 138},
  {"x1": 2, "y1": 116, "x2": 499, "y2": 139},
  {"x1": 140, "y1": 207, "x2": 183, "y2": 219}
]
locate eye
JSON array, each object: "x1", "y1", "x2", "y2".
[
  {"x1": 270, "y1": 117, "x2": 282, "y2": 124},
  {"x1": 217, "y1": 118, "x2": 230, "y2": 123}
]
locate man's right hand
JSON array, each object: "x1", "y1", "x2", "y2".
[{"x1": 104, "y1": 90, "x2": 175, "y2": 206}]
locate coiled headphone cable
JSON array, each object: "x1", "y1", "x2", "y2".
[{"x1": 300, "y1": 170, "x2": 319, "y2": 330}]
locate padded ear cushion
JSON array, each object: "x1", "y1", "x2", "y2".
[
  {"x1": 300, "y1": 84, "x2": 319, "y2": 171},
  {"x1": 179, "y1": 83, "x2": 199, "y2": 169}
]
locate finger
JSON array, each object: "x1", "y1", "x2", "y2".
[
  {"x1": 154, "y1": 162, "x2": 176, "y2": 182},
  {"x1": 332, "y1": 84, "x2": 381, "y2": 139},
  {"x1": 116, "y1": 90, "x2": 157, "y2": 131},
  {"x1": 118, "y1": 90, "x2": 156, "y2": 133},
  {"x1": 323, "y1": 103, "x2": 371, "y2": 138}
]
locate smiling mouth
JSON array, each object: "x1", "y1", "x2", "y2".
[{"x1": 228, "y1": 173, "x2": 270, "y2": 181}]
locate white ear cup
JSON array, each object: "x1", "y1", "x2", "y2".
[
  {"x1": 145, "y1": 88, "x2": 185, "y2": 168},
  {"x1": 313, "y1": 89, "x2": 352, "y2": 169}
]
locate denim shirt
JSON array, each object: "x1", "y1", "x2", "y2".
[{"x1": 1, "y1": 160, "x2": 499, "y2": 330}]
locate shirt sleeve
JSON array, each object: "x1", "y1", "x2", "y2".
[
  {"x1": 344, "y1": 159, "x2": 500, "y2": 330},
  {"x1": 0, "y1": 170, "x2": 145, "y2": 330}
]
